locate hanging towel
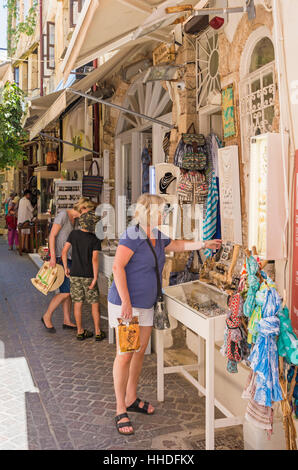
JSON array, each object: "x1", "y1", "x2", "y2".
[{"x1": 202, "y1": 171, "x2": 218, "y2": 258}]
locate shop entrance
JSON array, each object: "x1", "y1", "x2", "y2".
[{"x1": 115, "y1": 74, "x2": 173, "y2": 234}]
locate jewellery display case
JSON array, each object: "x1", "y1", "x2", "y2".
[
  {"x1": 248, "y1": 133, "x2": 288, "y2": 260},
  {"x1": 54, "y1": 180, "x2": 82, "y2": 216},
  {"x1": 157, "y1": 280, "x2": 242, "y2": 450}
]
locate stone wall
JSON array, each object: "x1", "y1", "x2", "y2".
[{"x1": 218, "y1": 4, "x2": 276, "y2": 247}]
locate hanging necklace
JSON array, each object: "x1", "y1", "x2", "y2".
[{"x1": 159, "y1": 172, "x2": 176, "y2": 194}]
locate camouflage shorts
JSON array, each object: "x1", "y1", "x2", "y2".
[{"x1": 70, "y1": 277, "x2": 99, "y2": 304}]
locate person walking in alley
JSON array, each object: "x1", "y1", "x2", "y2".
[
  {"x1": 41, "y1": 198, "x2": 95, "y2": 333},
  {"x1": 108, "y1": 193, "x2": 222, "y2": 436},
  {"x1": 17, "y1": 190, "x2": 35, "y2": 252},
  {"x1": 5, "y1": 205, "x2": 19, "y2": 250},
  {"x1": 61, "y1": 210, "x2": 106, "y2": 342}
]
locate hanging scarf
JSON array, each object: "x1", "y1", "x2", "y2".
[
  {"x1": 247, "y1": 277, "x2": 276, "y2": 344},
  {"x1": 243, "y1": 256, "x2": 260, "y2": 318},
  {"x1": 202, "y1": 171, "x2": 218, "y2": 258},
  {"x1": 242, "y1": 371, "x2": 274, "y2": 434},
  {"x1": 278, "y1": 307, "x2": 298, "y2": 365},
  {"x1": 221, "y1": 293, "x2": 244, "y2": 373},
  {"x1": 248, "y1": 288, "x2": 283, "y2": 407}
]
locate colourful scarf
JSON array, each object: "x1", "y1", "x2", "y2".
[
  {"x1": 243, "y1": 256, "x2": 260, "y2": 318},
  {"x1": 277, "y1": 307, "x2": 298, "y2": 365},
  {"x1": 248, "y1": 288, "x2": 283, "y2": 407}
]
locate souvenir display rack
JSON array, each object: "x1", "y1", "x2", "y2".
[
  {"x1": 157, "y1": 280, "x2": 243, "y2": 450},
  {"x1": 54, "y1": 180, "x2": 82, "y2": 216}
]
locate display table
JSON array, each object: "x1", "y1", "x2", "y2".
[{"x1": 157, "y1": 280, "x2": 243, "y2": 450}]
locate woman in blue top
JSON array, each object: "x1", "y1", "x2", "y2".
[{"x1": 108, "y1": 194, "x2": 222, "y2": 435}]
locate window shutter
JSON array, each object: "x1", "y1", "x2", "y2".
[{"x1": 46, "y1": 22, "x2": 55, "y2": 70}]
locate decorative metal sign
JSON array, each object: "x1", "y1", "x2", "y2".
[{"x1": 218, "y1": 145, "x2": 242, "y2": 245}]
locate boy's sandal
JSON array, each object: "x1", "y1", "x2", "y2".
[
  {"x1": 76, "y1": 329, "x2": 93, "y2": 341},
  {"x1": 126, "y1": 397, "x2": 154, "y2": 415},
  {"x1": 115, "y1": 413, "x2": 134, "y2": 435},
  {"x1": 95, "y1": 331, "x2": 107, "y2": 341}
]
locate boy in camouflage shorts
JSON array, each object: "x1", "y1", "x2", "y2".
[{"x1": 62, "y1": 211, "x2": 106, "y2": 341}]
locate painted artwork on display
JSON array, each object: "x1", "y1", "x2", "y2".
[{"x1": 222, "y1": 85, "x2": 236, "y2": 139}]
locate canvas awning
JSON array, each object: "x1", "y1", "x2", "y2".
[
  {"x1": 61, "y1": 0, "x2": 200, "y2": 81},
  {"x1": 26, "y1": 46, "x2": 137, "y2": 140}
]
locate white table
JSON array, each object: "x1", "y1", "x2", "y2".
[{"x1": 157, "y1": 280, "x2": 243, "y2": 450}]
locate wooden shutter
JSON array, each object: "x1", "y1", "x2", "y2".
[{"x1": 46, "y1": 22, "x2": 55, "y2": 70}]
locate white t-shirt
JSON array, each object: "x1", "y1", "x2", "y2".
[{"x1": 17, "y1": 197, "x2": 34, "y2": 224}]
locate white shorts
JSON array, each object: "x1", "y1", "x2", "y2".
[{"x1": 108, "y1": 302, "x2": 154, "y2": 328}]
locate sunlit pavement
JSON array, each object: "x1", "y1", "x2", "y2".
[{"x1": 0, "y1": 238, "x2": 244, "y2": 450}]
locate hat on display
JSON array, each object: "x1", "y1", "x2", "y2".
[
  {"x1": 79, "y1": 210, "x2": 100, "y2": 232},
  {"x1": 159, "y1": 172, "x2": 177, "y2": 194}
]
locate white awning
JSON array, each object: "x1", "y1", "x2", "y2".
[
  {"x1": 26, "y1": 46, "x2": 136, "y2": 140},
  {"x1": 61, "y1": 0, "x2": 200, "y2": 81}
]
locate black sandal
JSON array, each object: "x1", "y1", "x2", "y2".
[
  {"x1": 126, "y1": 397, "x2": 154, "y2": 415},
  {"x1": 115, "y1": 413, "x2": 134, "y2": 435},
  {"x1": 76, "y1": 329, "x2": 93, "y2": 341}
]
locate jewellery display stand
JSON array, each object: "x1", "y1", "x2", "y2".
[
  {"x1": 156, "y1": 280, "x2": 243, "y2": 450},
  {"x1": 54, "y1": 180, "x2": 82, "y2": 216}
]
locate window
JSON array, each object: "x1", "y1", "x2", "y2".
[
  {"x1": 70, "y1": 0, "x2": 85, "y2": 28},
  {"x1": 196, "y1": 29, "x2": 221, "y2": 110},
  {"x1": 46, "y1": 22, "x2": 55, "y2": 70},
  {"x1": 23, "y1": 0, "x2": 30, "y2": 20},
  {"x1": 14, "y1": 67, "x2": 20, "y2": 87},
  {"x1": 240, "y1": 36, "x2": 275, "y2": 162}
]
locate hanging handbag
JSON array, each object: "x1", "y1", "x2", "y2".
[
  {"x1": 177, "y1": 170, "x2": 193, "y2": 203},
  {"x1": 82, "y1": 160, "x2": 104, "y2": 197},
  {"x1": 174, "y1": 124, "x2": 207, "y2": 171},
  {"x1": 143, "y1": 230, "x2": 170, "y2": 330}
]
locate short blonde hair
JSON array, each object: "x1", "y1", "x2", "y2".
[
  {"x1": 134, "y1": 193, "x2": 165, "y2": 226},
  {"x1": 73, "y1": 197, "x2": 96, "y2": 214}
]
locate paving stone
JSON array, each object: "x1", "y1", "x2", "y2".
[{"x1": 0, "y1": 242, "x2": 244, "y2": 450}]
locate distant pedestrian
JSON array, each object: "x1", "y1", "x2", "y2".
[
  {"x1": 5, "y1": 206, "x2": 19, "y2": 250},
  {"x1": 41, "y1": 198, "x2": 95, "y2": 333},
  {"x1": 17, "y1": 190, "x2": 35, "y2": 252},
  {"x1": 61, "y1": 210, "x2": 106, "y2": 342},
  {"x1": 4, "y1": 192, "x2": 16, "y2": 216}
]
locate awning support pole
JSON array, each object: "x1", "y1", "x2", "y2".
[
  {"x1": 39, "y1": 132, "x2": 100, "y2": 156},
  {"x1": 66, "y1": 88, "x2": 174, "y2": 129}
]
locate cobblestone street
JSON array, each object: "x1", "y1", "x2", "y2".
[{"x1": 0, "y1": 239, "x2": 243, "y2": 450}]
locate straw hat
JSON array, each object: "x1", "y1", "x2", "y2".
[
  {"x1": 48, "y1": 263, "x2": 65, "y2": 292},
  {"x1": 31, "y1": 262, "x2": 65, "y2": 295}
]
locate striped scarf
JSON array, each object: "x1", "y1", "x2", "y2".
[{"x1": 202, "y1": 171, "x2": 218, "y2": 257}]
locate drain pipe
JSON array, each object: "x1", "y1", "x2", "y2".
[{"x1": 39, "y1": 0, "x2": 43, "y2": 96}]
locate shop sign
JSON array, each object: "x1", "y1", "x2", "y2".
[{"x1": 291, "y1": 150, "x2": 298, "y2": 335}]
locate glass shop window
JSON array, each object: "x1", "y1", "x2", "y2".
[{"x1": 14, "y1": 67, "x2": 20, "y2": 87}]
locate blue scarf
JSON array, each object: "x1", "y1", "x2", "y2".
[{"x1": 248, "y1": 288, "x2": 283, "y2": 407}]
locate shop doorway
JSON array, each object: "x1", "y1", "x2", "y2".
[{"x1": 115, "y1": 74, "x2": 173, "y2": 234}]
